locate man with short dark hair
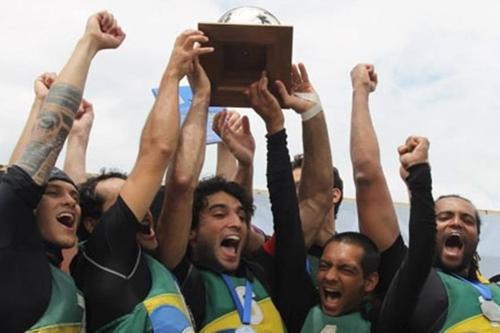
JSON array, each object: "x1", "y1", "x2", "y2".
[
  {"x1": 0, "y1": 11, "x2": 124, "y2": 332},
  {"x1": 69, "y1": 29, "x2": 212, "y2": 332},
  {"x1": 301, "y1": 232, "x2": 380, "y2": 332}
]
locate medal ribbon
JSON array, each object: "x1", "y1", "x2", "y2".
[
  {"x1": 221, "y1": 274, "x2": 253, "y2": 325},
  {"x1": 453, "y1": 273, "x2": 493, "y2": 300}
]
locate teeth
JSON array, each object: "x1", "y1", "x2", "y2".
[
  {"x1": 226, "y1": 235, "x2": 240, "y2": 241},
  {"x1": 58, "y1": 212, "x2": 73, "y2": 218}
]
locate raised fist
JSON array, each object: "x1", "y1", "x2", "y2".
[
  {"x1": 398, "y1": 136, "x2": 430, "y2": 179},
  {"x1": 350, "y1": 64, "x2": 378, "y2": 93},
  {"x1": 34, "y1": 72, "x2": 57, "y2": 100},
  {"x1": 84, "y1": 11, "x2": 126, "y2": 51}
]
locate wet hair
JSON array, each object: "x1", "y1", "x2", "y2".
[
  {"x1": 77, "y1": 170, "x2": 127, "y2": 240},
  {"x1": 191, "y1": 176, "x2": 255, "y2": 230},
  {"x1": 435, "y1": 194, "x2": 482, "y2": 280},
  {"x1": 291, "y1": 153, "x2": 344, "y2": 217},
  {"x1": 323, "y1": 231, "x2": 380, "y2": 278}
]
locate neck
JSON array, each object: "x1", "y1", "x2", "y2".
[{"x1": 44, "y1": 243, "x2": 63, "y2": 267}]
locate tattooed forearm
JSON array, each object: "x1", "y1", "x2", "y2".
[
  {"x1": 44, "y1": 83, "x2": 82, "y2": 113},
  {"x1": 16, "y1": 83, "x2": 82, "y2": 185}
]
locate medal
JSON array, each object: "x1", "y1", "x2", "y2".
[
  {"x1": 235, "y1": 325, "x2": 257, "y2": 333},
  {"x1": 222, "y1": 273, "x2": 255, "y2": 330},
  {"x1": 453, "y1": 274, "x2": 500, "y2": 325},
  {"x1": 479, "y1": 296, "x2": 500, "y2": 324}
]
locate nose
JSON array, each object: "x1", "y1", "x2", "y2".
[
  {"x1": 227, "y1": 212, "x2": 245, "y2": 230},
  {"x1": 324, "y1": 267, "x2": 339, "y2": 282},
  {"x1": 62, "y1": 192, "x2": 77, "y2": 207},
  {"x1": 448, "y1": 214, "x2": 463, "y2": 229}
]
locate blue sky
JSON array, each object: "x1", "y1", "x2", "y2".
[{"x1": 1, "y1": 0, "x2": 500, "y2": 210}]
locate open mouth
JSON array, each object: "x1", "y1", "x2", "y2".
[
  {"x1": 220, "y1": 235, "x2": 241, "y2": 255},
  {"x1": 323, "y1": 288, "x2": 342, "y2": 302},
  {"x1": 138, "y1": 222, "x2": 152, "y2": 235},
  {"x1": 445, "y1": 233, "x2": 464, "y2": 250},
  {"x1": 443, "y1": 232, "x2": 464, "y2": 258},
  {"x1": 56, "y1": 212, "x2": 75, "y2": 228}
]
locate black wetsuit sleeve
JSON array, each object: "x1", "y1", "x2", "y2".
[
  {"x1": 375, "y1": 163, "x2": 436, "y2": 332},
  {"x1": 266, "y1": 129, "x2": 318, "y2": 333},
  {"x1": 0, "y1": 166, "x2": 51, "y2": 332},
  {"x1": 84, "y1": 196, "x2": 142, "y2": 273},
  {"x1": 376, "y1": 234, "x2": 408, "y2": 297},
  {"x1": 71, "y1": 196, "x2": 151, "y2": 331}
]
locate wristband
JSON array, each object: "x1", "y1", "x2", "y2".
[
  {"x1": 301, "y1": 103, "x2": 322, "y2": 121},
  {"x1": 293, "y1": 91, "x2": 323, "y2": 121},
  {"x1": 293, "y1": 91, "x2": 321, "y2": 104}
]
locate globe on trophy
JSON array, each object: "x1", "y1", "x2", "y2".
[
  {"x1": 198, "y1": 6, "x2": 293, "y2": 107},
  {"x1": 217, "y1": 6, "x2": 281, "y2": 25}
]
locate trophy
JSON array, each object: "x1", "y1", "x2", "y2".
[{"x1": 198, "y1": 6, "x2": 293, "y2": 108}]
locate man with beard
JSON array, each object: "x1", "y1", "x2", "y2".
[
  {"x1": 157, "y1": 69, "x2": 318, "y2": 332},
  {"x1": 376, "y1": 136, "x2": 500, "y2": 332}
]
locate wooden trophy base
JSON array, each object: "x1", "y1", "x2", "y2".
[{"x1": 198, "y1": 23, "x2": 293, "y2": 108}]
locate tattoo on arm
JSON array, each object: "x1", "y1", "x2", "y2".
[{"x1": 16, "y1": 83, "x2": 82, "y2": 185}]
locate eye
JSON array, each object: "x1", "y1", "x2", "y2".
[
  {"x1": 339, "y1": 265, "x2": 356, "y2": 275},
  {"x1": 318, "y1": 261, "x2": 329, "y2": 271},
  {"x1": 44, "y1": 188, "x2": 58, "y2": 196},
  {"x1": 462, "y1": 215, "x2": 476, "y2": 226},
  {"x1": 212, "y1": 211, "x2": 226, "y2": 218},
  {"x1": 436, "y1": 212, "x2": 452, "y2": 222},
  {"x1": 72, "y1": 193, "x2": 80, "y2": 204}
]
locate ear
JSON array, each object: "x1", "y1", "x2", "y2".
[
  {"x1": 331, "y1": 188, "x2": 342, "y2": 205},
  {"x1": 189, "y1": 229, "x2": 198, "y2": 246},
  {"x1": 363, "y1": 272, "x2": 379, "y2": 294},
  {"x1": 83, "y1": 217, "x2": 98, "y2": 234}
]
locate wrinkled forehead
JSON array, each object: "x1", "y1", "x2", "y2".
[
  {"x1": 435, "y1": 197, "x2": 477, "y2": 216},
  {"x1": 322, "y1": 241, "x2": 364, "y2": 266}
]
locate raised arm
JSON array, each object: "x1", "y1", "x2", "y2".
[
  {"x1": 216, "y1": 143, "x2": 238, "y2": 179},
  {"x1": 156, "y1": 35, "x2": 213, "y2": 269},
  {"x1": 212, "y1": 110, "x2": 255, "y2": 199},
  {"x1": 63, "y1": 99, "x2": 94, "y2": 185},
  {"x1": 248, "y1": 72, "x2": 316, "y2": 332},
  {"x1": 215, "y1": 109, "x2": 238, "y2": 180},
  {"x1": 350, "y1": 64, "x2": 399, "y2": 251},
  {"x1": 9, "y1": 73, "x2": 57, "y2": 165},
  {"x1": 376, "y1": 136, "x2": 435, "y2": 332},
  {"x1": 276, "y1": 63, "x2": 334, "y2": 249},
  {"x1": 14, "y1": 11, "x2": 124, "y2": 185},
  {"x1": 120, "y1": 31, "x2": 212, "y2": 226}
]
